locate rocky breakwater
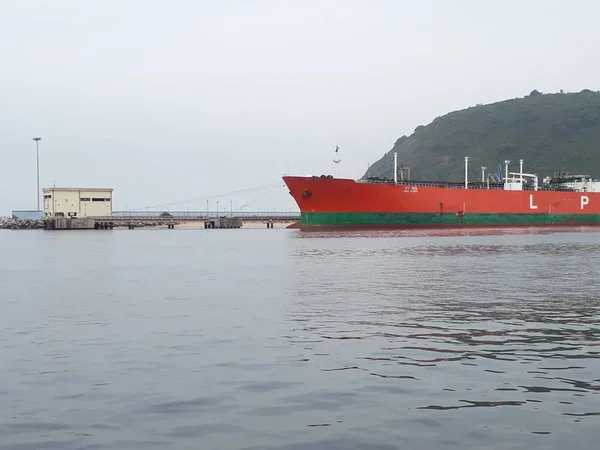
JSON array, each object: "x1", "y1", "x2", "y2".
[
  {"x1": 0, "y1": 217, "x2": 44, "y2": 230},
  {"x1": 113, "y1": 220, "x2": 180, "y2": 228}
]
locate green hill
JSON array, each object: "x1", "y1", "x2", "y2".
[{"x1": 364, "y1": 89, "x2": 600, "y2": 182}]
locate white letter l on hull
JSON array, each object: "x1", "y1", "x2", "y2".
[{"x1": 529, "y1": 194, "x2": 538, "y2": 210}]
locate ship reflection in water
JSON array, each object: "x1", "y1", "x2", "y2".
[
  {"x1": 286, "y1": 228, "x2": 600, "y2": 447},
  {"x1": 293, "y1": 225, "x2": 600, "y2": 240}
]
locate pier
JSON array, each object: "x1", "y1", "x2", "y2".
[
  {"x1": 106, "y1": 211, "x2": 299, "y2": 221},
  {"x1": 37, "y1": 211, "x2": 300, "y2": 231}
]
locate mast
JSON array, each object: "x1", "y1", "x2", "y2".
[
  {"x1": 394, "y1": 152, "x2": 398, "y2": 184},
  {"x1": 464, "y1": 157, "x2": 469, "y2": 189},
  {"x1": 519, "y1": 159, "x2": 524, "y2": 183}
]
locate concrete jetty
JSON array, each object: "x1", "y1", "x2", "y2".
[
  {"x1": 43, "y1": 217, "x2": 99, "y2": 230},
  {"x1": 204, "y1": 217, "x2": 242, "y2": 229}
]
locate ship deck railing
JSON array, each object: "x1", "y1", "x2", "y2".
[{"x1": 357, "y1": 179, "x2": 579, "y2": 192}]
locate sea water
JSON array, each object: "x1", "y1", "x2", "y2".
[{"x1": 0, "y1": 227, "x2": 599, "y2": 449}]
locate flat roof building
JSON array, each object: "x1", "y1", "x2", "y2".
[
  {"x1": 11, "y1": 210, "x2": 43, "y2": 220},
  {"x1": 43, "y1": 187, "x2": 113, "y2": 218}
]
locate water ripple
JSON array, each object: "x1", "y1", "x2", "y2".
[{"x1": 2, "y1": 228, "x2": 600, "y2": 449}]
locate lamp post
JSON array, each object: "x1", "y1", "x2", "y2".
[{"x1": 32, "y1": 137, "x2": 42, "y2": 211}]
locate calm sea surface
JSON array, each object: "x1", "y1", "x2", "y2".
[{"x1": 1, "y1": 227, "x2": 599, "y2": 450}]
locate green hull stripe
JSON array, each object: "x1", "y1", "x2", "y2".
[{"x1": 301, "y1": 212, "x2": 600, "y2": 227}]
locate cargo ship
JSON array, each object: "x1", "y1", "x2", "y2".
[{"x1": 283, "y1": 154, "x2": 600, "y2": 229}]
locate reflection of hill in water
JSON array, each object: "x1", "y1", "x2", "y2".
[{"x1": 284, "y1": 230, "x2": 600, "y2": 427}]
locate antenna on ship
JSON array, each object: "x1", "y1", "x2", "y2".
[
  {"x1": 394, "y1": 152, "x2": 398, "y2": 184},
  {"x1": 333, "y1": 145, "x2": 341, "y2": 177},
  {"x1": 464, "y1": 157, "x2": 469, "y2": 189}
]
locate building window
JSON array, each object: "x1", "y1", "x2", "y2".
[
  {"x1": 80, "y1": 197, "x2": 91, "y2": 201},
  {"x1": 92, "y1": 198, "x2": 110, "y2": 202}
]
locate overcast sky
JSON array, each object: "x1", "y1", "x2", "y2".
[{"x1": 1, "y1": 0, "x2": 599, "y2": 214}]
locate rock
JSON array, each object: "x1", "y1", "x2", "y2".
[
  {"x1": 0, "y1": 217, "x2": 44, "y2": 230},
  {"x1": 0, "y1": 217, "x2": 181, "y2": 230}
]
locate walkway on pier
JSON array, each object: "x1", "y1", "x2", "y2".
[{"x1": 91, "y1": 211, "x2": 301, "y2": 222}]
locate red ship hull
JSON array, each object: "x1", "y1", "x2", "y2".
[{"x1": 282, "y1": 176, "x2": 600, "y2": 229}]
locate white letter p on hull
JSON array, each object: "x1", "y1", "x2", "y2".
[{"x1": 581, "y1": 195, "x2": 590, "y2": 210}]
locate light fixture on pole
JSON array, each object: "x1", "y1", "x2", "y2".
[
  {"x1": 333, "y1": 145, "x2": 341, "y2": 178},
  {"x1": 32, "y1": 137, "x2": 42, "y2": 211}
]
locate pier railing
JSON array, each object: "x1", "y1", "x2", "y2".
[{"x1": 90, "y1": 211, "x2": 301, "y2": 221}]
